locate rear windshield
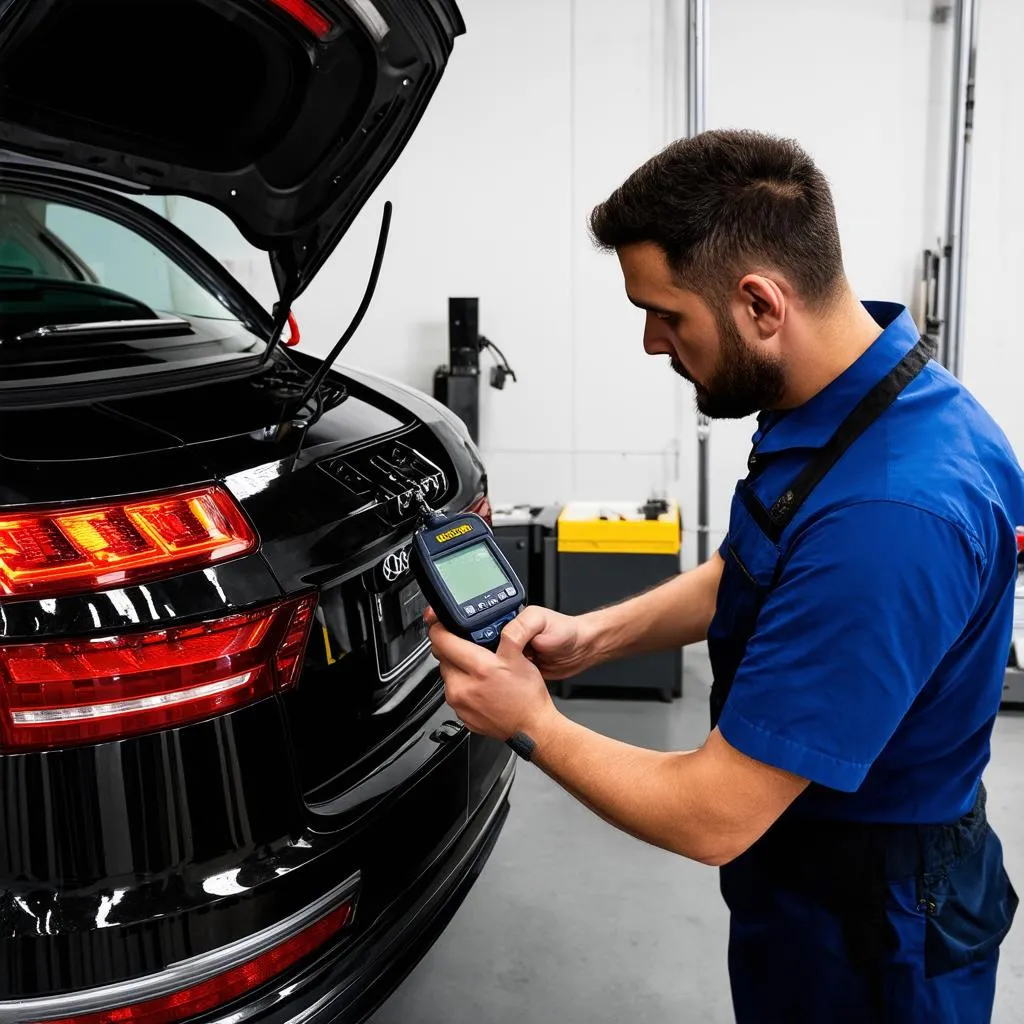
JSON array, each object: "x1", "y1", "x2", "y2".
[
  {"x1": 131, "y1": 193, "x2": 278, "y2": 309},
  {"x1": 0, "y1": 191, "x2": 243, "y2": 337}
]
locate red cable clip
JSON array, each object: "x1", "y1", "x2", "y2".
[{"x1": 284, "y1": 311, "x2": 301, "y2": 347}]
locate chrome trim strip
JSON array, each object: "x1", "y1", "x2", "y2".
[
  {"x1": 207, "y1": 764, "x2": 517, "y2": 1024},
  {"x1": 12, "y1": 672, "x2": 253, "y2": 725},
  {"x1": 0, "y1": 872, "x2": 361, "y2": 1024},
  {"x1": 373, "y1": 632, "x2": 432, "y2": 686},
  {"x1": 367, "y1": 538, "x2": 432, "y2": 686},
  {"x1": 372, "y1": 656, "x2": 440, "y2": 717}
]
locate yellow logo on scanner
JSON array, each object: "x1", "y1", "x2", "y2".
[{"x1": 435, "y1": 524, "x2": 472, "y2": 543}]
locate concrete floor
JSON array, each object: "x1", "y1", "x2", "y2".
[{"x1": 369, "y1": 646, "x2": 1024, "y2": 1024}]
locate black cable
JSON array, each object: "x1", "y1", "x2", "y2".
[
  {"x1": 310, "y1": 383, "x2": 324, "y2": 423},
  {"x1": 479, "y1": 335, "x2": 517, "y2": 382},
  {"x1": 293, "y1": 202, "x2": 393, "y2": 411}
]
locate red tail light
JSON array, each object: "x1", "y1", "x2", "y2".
[
  {"x1": 267, "y1": 0, "x2": 332, "y2": 37},
  {"x1": 46, "y1": 897, "x2": 355, "y2": 1024},
  {"x1": 0, "y1": 485, "x2": 257, "y2": 599},
  {"x1": 0, "y1": 594, "x2": 316, "y2": 751},
  {"x1": 468, "y1": 494, "x2": 493, "y2": 525},
  {"x1": 1017, "y1": 526, "x2": 1024, "y2": 554}
]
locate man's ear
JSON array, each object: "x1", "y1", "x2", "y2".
[{"x1": 738, "y1": 275, "x2": 785, "y2": 338}]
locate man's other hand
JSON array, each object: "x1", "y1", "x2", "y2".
[
  {"x1": 425, "y1": 607, "x2": 560, "y2": 741},
  {"x1": 510, "y1": 604, "x2": 599, "y2": 680}
]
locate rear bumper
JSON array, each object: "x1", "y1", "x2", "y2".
[
  {"x1": 224, "y1": 753, "x2": 516, "y2": 1024},
  {"x1": 1, "y1": 751, "x2": 514, "y2": 1024}
]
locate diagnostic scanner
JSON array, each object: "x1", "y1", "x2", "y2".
[{"x1": 410, "y1": 495, "x2": 525, "y2": 651}]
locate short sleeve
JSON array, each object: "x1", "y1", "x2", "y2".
[{"x1": 716, "y1": 501, "x2": 983, "y2": 792}]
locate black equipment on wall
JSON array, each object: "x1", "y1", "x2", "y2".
[
  {"x1": 434, "y1": 297, "x2": 517, "y2": 444},
  {"x1": 448, "y1": 295, "x2": 480, "y2": 373},
  {"x1": 434, "y1": 297, "x2": 480, "y2": 442}
]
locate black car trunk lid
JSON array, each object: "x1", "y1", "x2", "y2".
[{"x1": 0, "y1": 0, "x2": 464, "y2": 300}]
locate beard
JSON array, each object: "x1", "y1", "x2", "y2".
[{"x1": 670, "y1": 314, "x2": 785, "y2": 419}]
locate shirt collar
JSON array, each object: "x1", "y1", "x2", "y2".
[{"x1": 751, "y1": 301, "x2": 921, "y2": 456}]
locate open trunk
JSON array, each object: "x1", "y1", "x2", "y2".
[{"x1": 0, "y1": 0, "x2": 466, "y2": 296}]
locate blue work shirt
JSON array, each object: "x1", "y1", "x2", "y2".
[{"x1": 716, "y1": 301, "x2": 1024, "y2": 823}]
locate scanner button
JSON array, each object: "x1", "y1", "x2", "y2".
[{"x1": 482, "y1": 626, "x2": 497, "y2": 640}]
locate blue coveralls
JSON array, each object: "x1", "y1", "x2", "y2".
[{"x1": 708, "y1": 302, "x2": 1023, "y2": 1022}]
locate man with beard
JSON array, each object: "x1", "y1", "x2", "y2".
[{"x1": 426, "y1": 129, "x2": 1023, "y2": 1022}]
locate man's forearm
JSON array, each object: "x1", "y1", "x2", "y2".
[
  {"x1": 532, "y1": 716, "x2": 716, "y2": 862},
  {"x1": 581, "y1": 551, "x2": 723, "y2": 665},
  {"x1": 521, "y1": 704, "x2": 790, "y2": 866}
]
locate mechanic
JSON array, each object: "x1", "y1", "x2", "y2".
[{"x1": 426, "y1": 129, "x2": 1024, "y2": 1022}]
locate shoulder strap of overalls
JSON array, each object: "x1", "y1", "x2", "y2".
[{"x1": 746, "y1": 337, "x2": 933, "y2": 545}]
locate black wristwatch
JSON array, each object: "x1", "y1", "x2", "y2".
[{"x1": 506, "y1": 731, "x2": 536, "y2": 762}]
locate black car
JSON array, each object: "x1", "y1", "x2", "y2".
[{"x1": 0, "y1": 2, "x2": 516, "y2": 1022}]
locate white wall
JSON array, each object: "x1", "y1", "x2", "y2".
[
  {"x1": 298, "y1": 0, "x2": 576, "y2": 500},
  {"x1": 689, "y1": 0, "x2": 947, "y2": 563},
  {"x1": 294, "y1": 0, "x2": 680, "y2": 512},
  {"x1": 292, "y1": 0, "x2": 960, "y2": 568},
  {"x1": 962, "y1": 0, "x2": 1023, "y2": 462},
  {"x1": 175, "y1": 0, "x2": 1019, "y2": 566},
  {"x1": 696, "y1": 0, "x2": 1023, "y2": 560}
]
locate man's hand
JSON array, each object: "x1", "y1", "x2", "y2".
[
  {"x1": 426, "y1": 607, "x2": 559, "y2": 741},
  {"x1": 507, "y1": 605, "x2": 597, "y2": 680}
]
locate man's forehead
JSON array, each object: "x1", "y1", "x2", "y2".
[{"x1": 617, "y1": 243, "x2": 694, "y2": 313}]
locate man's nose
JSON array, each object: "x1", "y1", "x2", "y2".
[{"x1": 643, "y1": 319, "x2": 673, "y2": 356}]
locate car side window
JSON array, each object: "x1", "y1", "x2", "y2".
[
  {"x1": 41, "y1": 201, "x2": 235, "y2": 321},
  {"x1": 0, "y1": 235, "x2": 49, "y2": 277}
]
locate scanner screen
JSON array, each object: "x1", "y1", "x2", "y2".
[{"x1": 435, "y1": 542, "x2": 509, "y2": 604}]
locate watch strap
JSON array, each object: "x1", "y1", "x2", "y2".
[{"x1": 506, "y1": 731, "x2": 536, "y2": 761}]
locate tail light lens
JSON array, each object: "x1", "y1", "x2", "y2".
[
  {"x1": 46, "y1": 896, "x2": 355, "y2": 1024},
  {"x1": 0, "y1": 485, "x2": 257, "y2": 599},
  {"x1": 0, "y1": 594, "x2": 316, "y2": 751},
  {"x1": 468, "y1": 494, "x2": 493, "y2": 525}
]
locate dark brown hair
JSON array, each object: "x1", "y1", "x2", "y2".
[{"x1": 589, "y1": 129, "x2": 845, "y2": 309}]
